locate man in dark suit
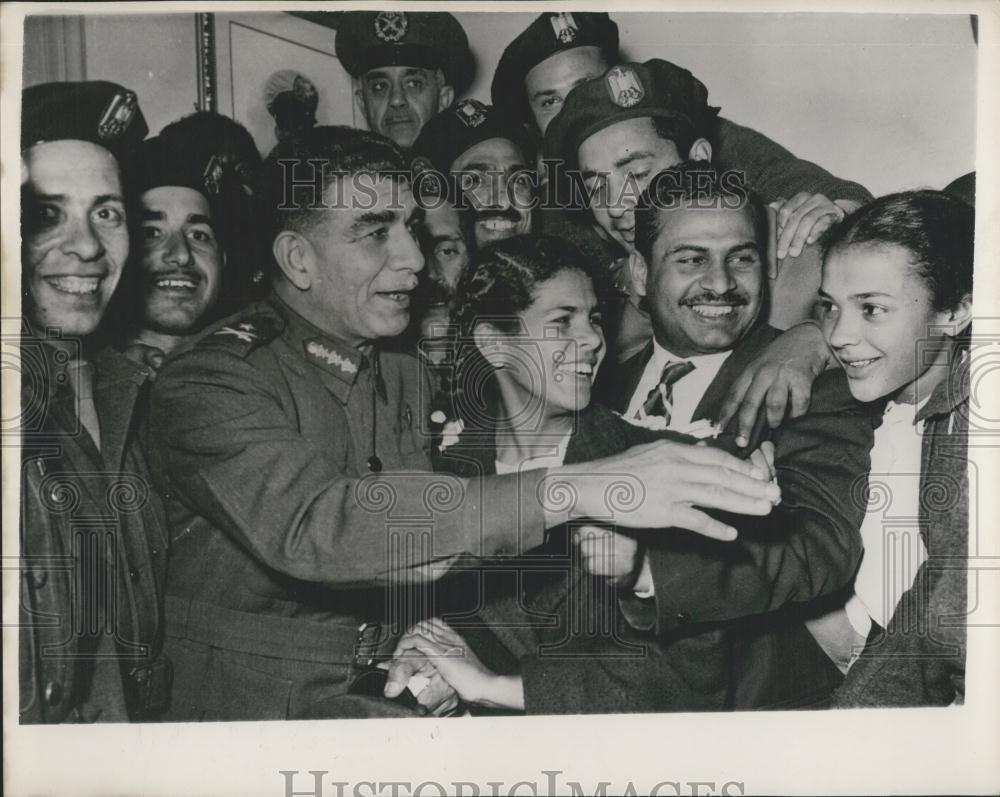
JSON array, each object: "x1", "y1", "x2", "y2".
[{"x1": 589, "y1": 161, "x2": 877, "y2": 709}]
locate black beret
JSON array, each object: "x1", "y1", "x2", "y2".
[
  {"x1": 410, "y1": 99, "x2": 533, "y2": 176},
  {"x1": 543, "y1": 60, "x2": 721, "y2": 168},
  {"x1": 335, "y1": 11, "x2": 474, "y2": 94},
  {"x1": 21, "y1": 80, "x2": 148, "y2": 163},
  {"x1": 492, "y1": 12, "x2": 619, "y2": 126}
]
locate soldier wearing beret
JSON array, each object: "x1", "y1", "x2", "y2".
[
  {"x1": 147, "y1": 124, "x2": 780, "y2": 720},
  {"x1": 541, "y1": 58, "x2": 873, "y2": 360},
  {"x1": 121, "y1": 134, "x2": 235, "y2": 366},
  {"x1": 336, "y1": 11, "x2": 473, "y2": 148},
  {"x1": 412, "y1": 99, "x2": 535, "y2": 253},
  {"x1": 19, "y1": 81, "x2": 171, "y2": 722}
]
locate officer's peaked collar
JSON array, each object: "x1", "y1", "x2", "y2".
[{"x1": 270, "y1": 294, "x2": 366, "y2": 385}]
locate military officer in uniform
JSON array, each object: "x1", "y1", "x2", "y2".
[
  {"x1": 148, "y1": 124, "x2": 781, "y2": 721},
  {"x1": 336, "y1": 11, "x2": 474, "y2": 149},
  {"x1": 19, "y1": 81, "x2": 171, "y2": 722}
]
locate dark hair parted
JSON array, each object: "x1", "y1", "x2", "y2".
[
  {"x1": 634, "y1": 160, "x2": 769, "y2": 266},
  {"x1": 257, "y1": 125, "x2": 408, "y2": 241},
  {"x1": 442, "y1": 233, "x2": 609, "y2": 431},
  {"x1": 820, "y1": 190, "x2": 974, "y2": 313}
]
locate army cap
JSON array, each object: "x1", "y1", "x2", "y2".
[
  {"x1": 543, "y1": 59, "x2": 720, "y2": 168},
  {"x1": 491, "y1": 12, "x2": 619, "y2": 124},
  {"x1": 336, "y1": 11, "x2": 474, "y2": 94},
  {"x1": 21, "y1": 80, "x2": 148, "y2": 163},
  {"x1": 410, "y1": 99, "x2": 533, "y2": 176}
]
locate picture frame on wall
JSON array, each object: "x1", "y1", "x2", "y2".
[{"x1": 205, "y1": 11, "x2": 360, "y2": 157}]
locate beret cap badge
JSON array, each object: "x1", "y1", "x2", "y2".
[
  {"x1": 455, "y1": 99, "x2": 488, "y2": 128},
  {"x1": 97, "y1": 90, "x2": 138, "y2": 140},
  {"x1": 606, "y1": 66, "x2": 644, "y2": 108},
  {"x1": 550, "y1": 12, "x2": 579, "y2": 45},
  {"x1": 373, "y1": 11, "x2": 408, "y2": 43}
]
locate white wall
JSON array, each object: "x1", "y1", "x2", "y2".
[{"x1": 25, "y1": 11, "x2": 977, "y2": 197}]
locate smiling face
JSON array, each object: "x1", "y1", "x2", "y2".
[
  {"x1": 357, "y1": 66, "x2": 451, "y2": 149},
  {"x1": 638, "y1": 203, "x2": 763, "y2": 357},
  {"x1": 525, "y1": 45, "x2": 607, "y2": 133},
  {"x1": 820, "y1": 243, "x2": 955, "y2": 403},
  {"x1": 578, "y1": 117, "x2": 685, "y2": 251},
  {"x1": 21, "y1": 140, "x2": 128, "y2": 338},
  {"x1": 296, "y1": 176, "x2": 424, "y2": 345},
  {"x1": 487, "y1": 268, "x2": 605, "y2": 422},
  {"x1": 139, "y1": 186, "x2": 224, "y2": 335},
  {"x1": 452, "y1": 137, "x2": 534, "y2": 249}
]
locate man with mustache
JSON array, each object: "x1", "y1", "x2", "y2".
[
  {"x1": 147, "y1": 126, "x2": 778, "y2": 720},
  {"x1": 589, "y1": 161, "x2": 874, "y2": 709},
  {"x1": 411, "y1": 99, "x2": 535, "y2": 252},
  {"x1": 336, "y1": 11, "x2": 473, "y2": 149},
  {"x1": 544, "y1": 58, "x2": 871, "y2": 360},
  {"x1": 19, "y1": 81, "x2": 171, "y2": 722},
  {"x1": 124, "y1": 135, "x2": 232, "y2": 362}
]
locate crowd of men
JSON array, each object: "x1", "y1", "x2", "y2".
[{"x1": 18, "y1": 11, "x2": 974, "y2": 722}]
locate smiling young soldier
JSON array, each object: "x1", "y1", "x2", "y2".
[
  {"x1": 147, "y1": 125, "x2": 780, "y2": 721},
  {"x1": 124, "y1": 135, "x2": 233, "y2": 362},
  {"x1": 540, "y1": 55, "x2": 873, "y2": 358},
  {"x1": 19, "y1": 81, "x2": 171, "y2": 723},
  {"x1": 336, "y1": 11, "x2": 473, "y2": 149}
]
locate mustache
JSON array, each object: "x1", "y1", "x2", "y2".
[{"x1": 680, "y1": 290, "x2": 749, "y2": 307}]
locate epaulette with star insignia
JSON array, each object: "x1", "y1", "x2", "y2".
[{"x1": 199, "y1": 311, "x2": 285, "y2": 358}]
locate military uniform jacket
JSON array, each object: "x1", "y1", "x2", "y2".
[
  {"x1": 19, "y1": 338, "x2": 169, "y2": 723},
  {"x1": 148, "y1": 295, "x2": 548, "y2": 715}
]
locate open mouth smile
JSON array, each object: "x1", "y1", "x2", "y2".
[
  {"x1": 687, "y1": 304, "x2": 741, "y2": 319},
  {"x1": 45, "y1": 276, "x2": 102, "y2": 296}
]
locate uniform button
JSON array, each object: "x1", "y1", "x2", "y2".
[
  {"x1": 129, "y1": 569, "x2": 140, "y2": 583},
  {"x1": 31, "y1": 570, "x2": 48, "y2": 588},
  {"x1": 44, "y1": 680, "x2": 62, "y2": 705},
  {"x1": 676, "y1": 612, "x2": 690, "y2": 625}
]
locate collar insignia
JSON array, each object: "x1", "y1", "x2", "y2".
[
  {"x1": 606, "y1": 66, "x2": 645, "y2": 108},
  {"x1": 550, "y1": 13, "x2": 579, "y2": 45},
  {"x1": 305, "y1": 339, "x2": 360, "y2": 375},
  {"x1": 97, "y1": 90, "x2": 138, "y2": 140},
  {"x1": 374, "y1": 11, "x2": 408, "y2": 43}
]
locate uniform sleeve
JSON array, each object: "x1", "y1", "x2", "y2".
[
  {"x1": 631, "y1": 371, "x2": 872, "y2": 635},
  {"x1": 149, "y1": 349, "x2": 547, "y2": 587},
  {"x1": 715, "y1": 117, "x2": 873, "y2": 205}
]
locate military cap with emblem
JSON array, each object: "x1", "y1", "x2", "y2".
[
  {"x1": 335, "y1": 11, "x2": 474, "y2": 95},
  {"x1": 21, "y1": 80, "x2": 148, "y2": 163},
  {"x1": 543, "y1": 59, "x2": 721, "y2": 169},
  {"x1": 491, "y1": 12, "x2": 619, "y2": 125},
  {"x1": 410, "y1": 99, "x2": 534, "y2": 176}
]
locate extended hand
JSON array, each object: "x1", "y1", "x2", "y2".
[
  {"x1": 553, "y1": 441, "x2": 780, "y2": 541},
  {"x1": 575, "y1": 525, "x2": 642, "y2": 588},
  {"x1": 771, "y1": 194, "x2": 860, "y2": 260},
  {"x1": 717, "y1": 321, "x2": 834, "y2": 446}
]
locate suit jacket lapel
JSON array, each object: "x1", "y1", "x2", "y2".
[{"x1": 93, "y1": 348, "x2": 147, "y2": 471}]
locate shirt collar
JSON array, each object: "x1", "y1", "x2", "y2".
[
  {"x1": 270, "y1": 294, "x2": 365, "y2": 387},
  {"x1": 650, "y1": 338, "x2": 733, "y2": 375}
]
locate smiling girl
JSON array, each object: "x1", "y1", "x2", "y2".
[{"x1": 811, "y1": 190, "x2": 974, "y2": 706}]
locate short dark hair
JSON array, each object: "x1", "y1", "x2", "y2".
[
  {"x1": 650, "y1": 116, "x2": 698, "y2": 161},
  {"x1": 257, "y1": 125, "x2": 408, "y2": 240},
  {"x1": 820, "y1": 190, "x2": 974, "y2": 313},
  {"x1": 634, "y1": 160, "x2": 768, "y2": 265}
]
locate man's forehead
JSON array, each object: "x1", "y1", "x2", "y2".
[
  {"x1": 364, "y1": 65, "x2": 435, "y2": 81},
  {"x1": 528, "y1": 45, "x2": 606, "y2": 86},
  {"x1": 24, "y1": 139, "x2": 122, "y2": 192},
  {"x1": 656, "y1": 205, "x2": 757, "y2": 244},
  {"x1": 452, "y1": 138, "x2": 526, "y2": 171},
  {"x1": 141, "y1": 185, "x2": 211, "y2": 216}
]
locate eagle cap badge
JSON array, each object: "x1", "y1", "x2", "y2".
[
  {"x1": 606, "y1": 66, "x2": 645, "y2": 109},
  {"x1": 550, "y1": 12, "x2": 579, "y2": 45}
]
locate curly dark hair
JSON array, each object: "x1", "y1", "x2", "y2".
[{"x1": 440, "y1": 233, "x2": 609, "y2": 433}]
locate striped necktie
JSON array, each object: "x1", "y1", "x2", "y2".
[{"x1": 639, "y1": 360, "x2": 695, "y2": 425}]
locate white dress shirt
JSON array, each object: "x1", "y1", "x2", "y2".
[
  {"x1": 625, "y1": 339, "x2": 733, "y2": 430},
  {"x1": 844, "y1": 399, "x2": 930, "y2": 647}
]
